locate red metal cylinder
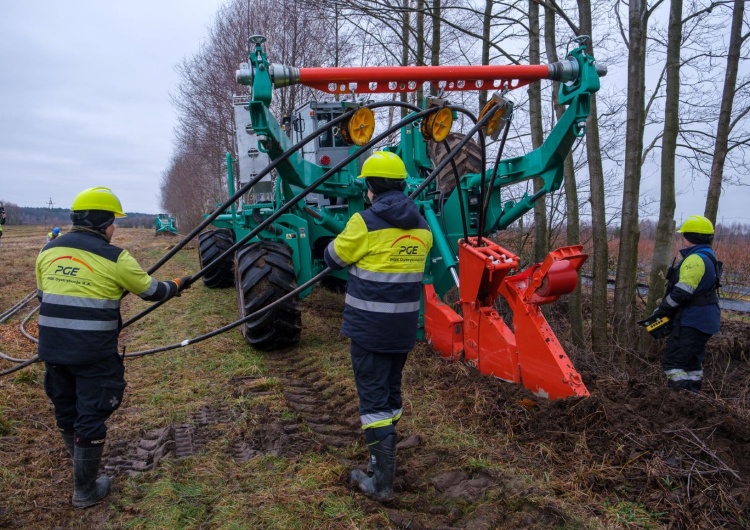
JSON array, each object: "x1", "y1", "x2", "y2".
[{"x1": 298, "y1": 64, "x2": 552, "y2": 94}]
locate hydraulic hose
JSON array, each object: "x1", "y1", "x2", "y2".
[
  {"x1": 3, "y1": 100, "x2": 503, "y2": 374},
  {"x1": 123, "y1": 100, "x2": 436, "y2": 328}
]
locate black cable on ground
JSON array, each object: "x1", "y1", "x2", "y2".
[
  {"x1": 5, "y1": 99, "x2": 502, "y2": 375},
  {"x1": 123, "y1": 267, "x2": 332, "y2": 358},
  {"x1": 0, "y1": 291, "x2": 36, "y2": 324}
]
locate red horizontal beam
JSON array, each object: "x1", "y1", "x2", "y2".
[{"x1": 298, "y1": 64, "x2": 552, "y2": 94}]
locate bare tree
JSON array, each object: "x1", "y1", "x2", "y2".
[
  {"x1": 528, "y1": 0, "x2": 549, "y2": 261},
  {"x1": 544, "y1": 3, "x2": 585, "y2": 347},
  {"x1": 704, "y1": 0, "x2": 748, "y2": 223},
  {"x1": 612, "y1": 0, "x2": 662, "y2": 353},
  {"x1": 642, "y1": 0, "x2": 683, "y2": 352},
  {"x1": 164, "y1": 0, "x2": 346, "y2": 231}
]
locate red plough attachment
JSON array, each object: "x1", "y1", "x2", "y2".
[{"x1": 424, "y1": 239, "x2": 590, "y2": 399}]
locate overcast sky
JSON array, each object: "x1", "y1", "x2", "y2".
[
  {"x1": 0, "y1": 1, "x2": 746, "y2": 224},
  {"x1": 0, "y1": 0, "x2": 223, "y2": 214}
]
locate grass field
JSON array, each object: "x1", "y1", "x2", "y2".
[{"x1": 1, "y1": 225, "x2": 749, "y2": 529}]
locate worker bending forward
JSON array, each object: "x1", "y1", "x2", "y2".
[
  {"x1": 653, "y1": 215, "x2": 721, "y2": 392},
  {"x1": 47, "y1": 226, "x2": 61, "y2": 243},
  {"x1": 324, "y1": 152, "x2": 433, "y2": 502},
  {"x1": 35, "y1": 187, "x2": 191, "y2": 508}
]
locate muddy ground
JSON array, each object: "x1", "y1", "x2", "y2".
[{"x1": 1, "y1": 228, "x2": 749, "y2": 529}]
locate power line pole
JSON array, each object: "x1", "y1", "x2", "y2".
[{"x1": 47, "y1": 198, "x2": 54, "y2": 209}]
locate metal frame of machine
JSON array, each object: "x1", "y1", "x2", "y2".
[{"x1": 199, "y1": 35, "x2": 606, "y2": 399}]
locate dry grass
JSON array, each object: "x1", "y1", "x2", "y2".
[{"x1": 1, "y1": 227, "x2": 749, "y2": 529}]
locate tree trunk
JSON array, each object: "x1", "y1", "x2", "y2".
[
  {"x1": 613, "y1": 0, "x2": 648, "y2": 353},
  {"x1": 528, "y1": 0, "x2": 548, "y2": 262},
  {"x1": 577, "y1": 0, "x2": 609, "y2": 355},
  {"x1": 479, "y1": 0, "x2": 493, "y2": 109},
  {"x1": 416, "y1": 0, "x2": 425, "y2": 103},
  {"x1": 431, "y1": 0, "x2": 441, "y2": 70},
  {"x1": 704, "y1": 0, "x2": 744, "y2": 224},
  {"x1": 641, "y1": 0, "x2": 682, "y2": 352},
  {"x1": 400, "y1": 0, "x2": 410, "y2": 117},
  {"x1": 545, "y1": 3, "x2": 584, "y2": 347}
]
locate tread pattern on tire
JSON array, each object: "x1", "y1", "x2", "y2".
[
  {"x1": 427, "y1": 132, "x2": 483, "y2": 195},
  {"x1": 198, "y1": 229, "x2": 235, "y2": 288},
  {"x1": 234, "y1": 241, "x2": 302, "y2": 351}
]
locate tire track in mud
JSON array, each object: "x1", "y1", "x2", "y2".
[
  {"x1": 261, "y1": 350, "x2": 361, "y2": 449},
  {"x1": 102, "y1": 342, "x2": 549, "y2": 529},
  {"x1": 105, "y1": 405, "x2": 236, "y2": 474},
  {"x1": 105, "y1": 350, "x2": 361, "y2": 474}
]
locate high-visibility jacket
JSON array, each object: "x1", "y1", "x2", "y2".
[
  {"x1": 47, "y1": 232, "x2": 59, "y2": 243},
  {"x1": 324, "y1": 190, "x2": 433, "y2": 354},
  {"x1": 662, "y1": 244, "x2": 721, "y2": 334},
  {"x1": 36, "y1": 228, "x2": 178, "y2": 364}
]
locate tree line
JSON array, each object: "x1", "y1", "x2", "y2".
[
  {"x1": 0, "y1": 203, "x2": 156, "y2": 229},
  {"x1": 160, "y1": 0, "x2": 749, "y2": 356}
]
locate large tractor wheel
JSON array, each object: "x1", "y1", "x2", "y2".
[
  {"x1": 198, "y1": 229, "x2": 235, "y2": 288},
  {"x1": 427, "y1": 132, "x2": 483, "y2": 195},
  {"x1": 234, "y1": 241, "x2": 302, "y2": 351}
]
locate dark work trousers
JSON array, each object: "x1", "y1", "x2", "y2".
[
  {"x1": 350, "y1": 342, "x2": 408, "y2": 426},
  {"x1": 662, "y1": 323, "x2": 711, "y2": 389},
  {"x1": 44, "y1": 353, "x2": 126, "y2": 443}
]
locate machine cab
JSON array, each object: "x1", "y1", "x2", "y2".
[{"x1": 291, "y1": 100, "x2": 349, "y2": 169}]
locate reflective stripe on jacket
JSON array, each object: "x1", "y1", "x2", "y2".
[
  {"x1": 324, "y1": 191, "x2": 433, "y2": 354},
  {"x1": 35, "y1": 229, "x2": 177, "y2": 364}
]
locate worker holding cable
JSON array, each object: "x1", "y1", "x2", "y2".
[
  {"x1": 324, "y1": 151, "x2": 433, "y2": 502},
  {"x1": 35, "y1": 186, "x2": 192, "y2": 509}
]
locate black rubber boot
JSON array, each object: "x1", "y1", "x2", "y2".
[
  {"x1": 61, "y1": 431, "x2": 74, "y2": 458},
  {"x1": 350, "y1": 433, "x2": 397, "y2": 502},
  {"x1": 72, "y1": 444, "x2": 111, "y2": 509},
  {"x1": 667, "y1": 379, "x2": 693, "y2": 392}
]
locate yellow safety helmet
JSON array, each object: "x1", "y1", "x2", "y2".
[
  {"x1": 358, "y1": 151, "x2": 407, "y2": 180},
  {"x1": 71, "y1": 187, "x2": 127, "y2": 218},
  {"x1": 677, "y1": 215, "x2": 713, "y2": 235}
]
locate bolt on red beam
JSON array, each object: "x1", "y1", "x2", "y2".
[{"x1": 297, "y1": 64, "x2": 553, "y2": 94}]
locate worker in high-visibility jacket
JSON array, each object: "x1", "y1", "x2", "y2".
[
  {"x1": 652, "y1": 215, "x2": 721, "y2": 393},
  {"x1": 47, "y1": 226, "x2": 61, "y2": 243},
  {"x1": 0, "y1": 206, "x2": 5, "y2": 248},
  {"x1": 35, "y1": 186, "x2": 192, "y2": 509},
  {"x1": 324, "y1": 151, "x2": 433, "y2": 502}
]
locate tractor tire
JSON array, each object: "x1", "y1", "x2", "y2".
[
  {"x1": 234, "y1": 241, "x2": 302, "y2": 351},
  {"x1": 427, "y1": 132, "x2": 483, "y2": 195},
  {"x1": 198, "y1": 229, "x2": 235, "y2": 288}
]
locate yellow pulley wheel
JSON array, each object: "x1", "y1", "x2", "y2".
[
  {"x1": 341, "y1": 107, "x2": 375, "y2": 146},
  {"x1": 421, "y1": 106, "x2": 453, "y2": 142},
  {"x1": 478, "y1": 99, "x2": 504, "y2": 139}
]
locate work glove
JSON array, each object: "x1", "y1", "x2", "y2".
[
  {"x1": 172, "y1": 276, "x2": 193, "y2": 296},
  {"x1": 652, "y1": 301, "x2": 674, "y2": 319}
]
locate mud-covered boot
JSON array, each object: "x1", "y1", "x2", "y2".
[
  {"x1": 350, "y1": 432, "x2": 397, "y2": 502},
  {"x1": 60, "y1": 430, "x2": 74, "y2": 458},
  {"x1": 72, "y1": 444, "x2": 111, "y2": 509}
]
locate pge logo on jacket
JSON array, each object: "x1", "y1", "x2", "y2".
[
  {"x1": 48, "y1": 256, "x2": 94, "y2": 277},
  {"x1": 390, "y1": 235, "x2": 428, "y2": 261}
]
